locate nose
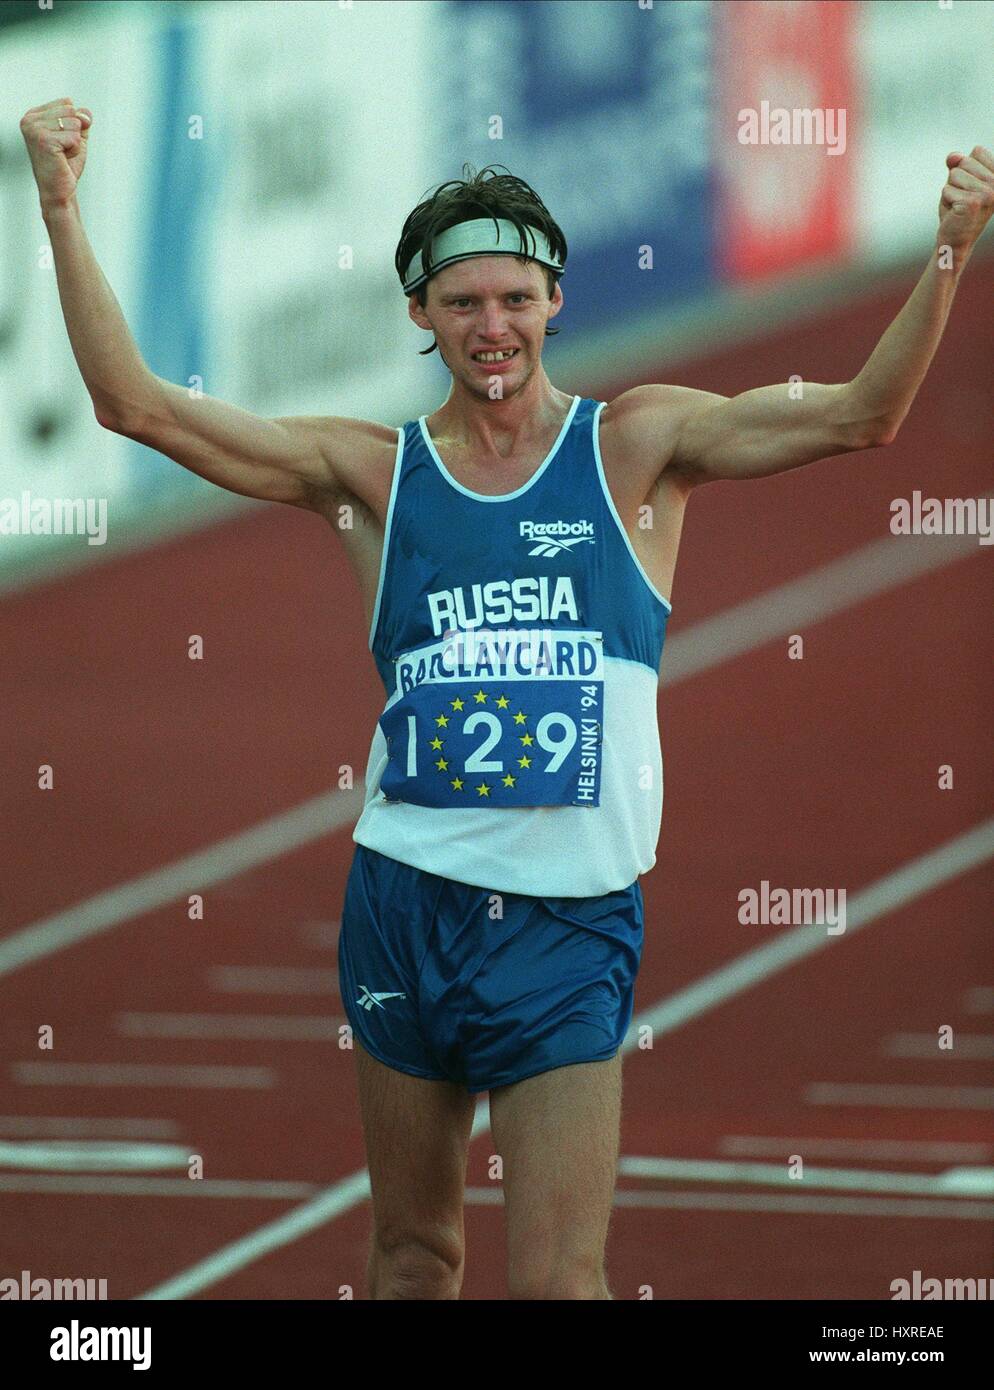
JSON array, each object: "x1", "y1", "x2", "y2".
[{"x1": 477, "y1": 304, "x2": 511, "y2": 339}]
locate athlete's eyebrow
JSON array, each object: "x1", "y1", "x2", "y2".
[{"x1": 439, "y1": 288, "x2": 535, "y2": 302}]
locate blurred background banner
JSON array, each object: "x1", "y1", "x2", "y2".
[
  {"x1": 1, "y1": 6, "x2": 172, "y2": 546},
  {"x1": 196, "y1": 0, "x2": 439, "y2": 426},
  {"x1": 714, "y1": 0, "x2": 856, "y2": 282},
  {"x1": 1, "y1": 0, "x2": 446, "y2": 584},
  {"x1": 1, "y1": 0, "x2": 993, "y2": 588},
  {"x1": 854, "y1": 0, "x2": 994, "y2": 261},
  {"x1": 438, "y1": 0, "x2": 715, "y2": 334}
]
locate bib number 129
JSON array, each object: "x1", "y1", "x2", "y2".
[{"x1": 402, "y1": 699, "x2": 596, "y2": 777}]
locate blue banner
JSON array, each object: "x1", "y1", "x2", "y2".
[{"x1": 436, "y1": 0, "x2": 716, "y2": 341}]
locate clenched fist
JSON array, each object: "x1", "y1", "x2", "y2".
[
  {"x1": 937, "y1": 145, "x2": 994, "y2": 259},
  {"x1": 20, "y1": 97, "x2": 93, "y2": 212}
]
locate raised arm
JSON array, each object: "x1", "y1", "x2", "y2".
[
  {"x1": 21, "y1": 98, "x2": 383, "y2": 510},
  {"x1": 646, "y1": 145, "x2": 994, "y2": 486}
]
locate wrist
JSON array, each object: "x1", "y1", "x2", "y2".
[
  {"x1": 934, "y1": 237, "x2": 972, "y2": 273},
  {"x1": 41, "y1": 194, "x2": 80, "y2": 222}
]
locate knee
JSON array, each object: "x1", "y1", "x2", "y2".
[
  {"x1": 370, "y1": 1231, "x2": 464, "y2": 1300},
  {"x1": 508, "y1": 1256, "x2": 611, "y2": 1301}
]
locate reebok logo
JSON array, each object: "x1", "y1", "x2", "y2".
[
  {"x1": 520, "y1": 519, "x2": 595, "y2": 557},
  {"x1": 356, "y1": 985, "x2": 407, "y2": 1011}
]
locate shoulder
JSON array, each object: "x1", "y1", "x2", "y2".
[
  {"x1": 597, "y1": 384, "x2": 729, "y2": 490},
  {"x1": 600, "y1": 384, "x2": 727, "y2": 450}
]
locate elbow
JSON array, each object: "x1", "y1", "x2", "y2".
[
  {"x1": 839, "y1": 384, "x2": 902, "y2": 449},
  {"x1": 95, "y1": 405, "x2": 141, "y2": 438},
  {"x1": 94, "y1": 402, "x2": 123, "y2": 433},
  {"x1": 94, "y1": 381, "x2": 158, "y2": 436},
  {"x1": 863, "y1": 418, "x2": 901, "y2": 449}
]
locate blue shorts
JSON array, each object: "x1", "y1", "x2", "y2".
[{"x1": 338, "y1": 844, "x2": 643, "y2": 1094}]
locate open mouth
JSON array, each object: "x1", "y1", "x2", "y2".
[{"x1": 471, "y1": 348, "x2": 520, "y2": 365}]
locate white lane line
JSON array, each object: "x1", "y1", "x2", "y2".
[
  {"x1": 610, "y1": 1191, "x2": 994, "y2": 1220},
  {"x1": 458, "y1": 1187, "x2": 994, "y2": 1222},
  {"x1": 0, "y1": 1140, "x2": 192, "y2": 1171},
  {"x1": 0, "y1": 787, "x2": 363, "y2": 980},
  {"x1": 883, "y1": 1033, "x2": 994, "y2": 1060},
  {"x1": 1, "y1": 525, "x2": 984, "y2": 988},
  {"x1": 114, "y1": 1012, "x2": 345, "y2": 1042},
  {"x1": 659, "y1": 521, "x2": 988, "y2": 686},
  {"x1": 617, "y1": 1156, "x2": 994, "y2": 1197},
  {"x1": 0, "y1": 1175, "x2": 315, "y2": 1199},
  {"x1": 719, "y1": 1136, "x2": 993, "y2": 1163},
  {"x1": 629, "y1": 818, "x2": 994, "y2": 1041},
  {"x1": 12, "y1": 1063, "x2": 276, "y2": 1090},
  {"x1": 139, "y1": 817, "x2": 994, "y2": 1300},
  {"x1": 964, "y1": 987, "x2": 994, "y2": 1014},
  {"x1": 806, "y1": 1083, "x2": 994, "y2": 1110},
  {"x1": 135, "y1": 1172, "x2": 374, "y2": 1297},
  {"x1": 0, "y1": 1116, "x2": 181, "y2": 1139},
  {"x1": 207, "y1": 966, "x2": 340, "y2": 996}
]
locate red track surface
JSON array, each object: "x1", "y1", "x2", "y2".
[{"x1": 1, "y1": 259, "x2": 992, "y2": 1299}]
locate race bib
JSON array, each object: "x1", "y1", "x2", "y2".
[{"x1": 379, "y1": 628, "x2": 604, "y2": 808}]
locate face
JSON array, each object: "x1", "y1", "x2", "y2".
[{"x1": 408, "y1": 255, "x2": 563, "y2": 396}]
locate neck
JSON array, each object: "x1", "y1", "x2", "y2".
[{"x1": 431, "y1": 364, "x2": 573, "y2": 459}]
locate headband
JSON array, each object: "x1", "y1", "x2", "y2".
[{"x1": 401, "y1": 217, "x2": 565, "y2": 295}]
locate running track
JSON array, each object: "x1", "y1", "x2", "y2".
[{"x1": 1, "y1": 256, "x2": 991, "y2": 1300}]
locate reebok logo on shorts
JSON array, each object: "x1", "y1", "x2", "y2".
[
  {"x1": 356, "y1": 985, "x2": 407, "y2": 1011},
  {"x1": 520, "y1": 518, "x2": 595, "y2": 557}
]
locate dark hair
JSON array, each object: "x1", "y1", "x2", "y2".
[{"x1": 395, "y1": 163, "x2": 567, "y2": 355}]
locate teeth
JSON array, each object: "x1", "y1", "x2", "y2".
[{"x1": 474, "y1": 349, "x2": 517, "y2": 362}]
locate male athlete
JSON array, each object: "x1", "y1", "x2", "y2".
[{"x1": 22, "y1": 99, "x2": 994, "y2": 1299}]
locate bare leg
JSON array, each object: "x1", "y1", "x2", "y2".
[
  {"x1": 489, "y1": 1053, "x2": 623, "y2": 1300},
  {"x1": 352, "y1": 1041, "x2": 476, "y2": 1299}
]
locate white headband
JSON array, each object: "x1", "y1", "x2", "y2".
[{"x1": 401, "y1": 217, "x2": 565, "y2": 295}]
